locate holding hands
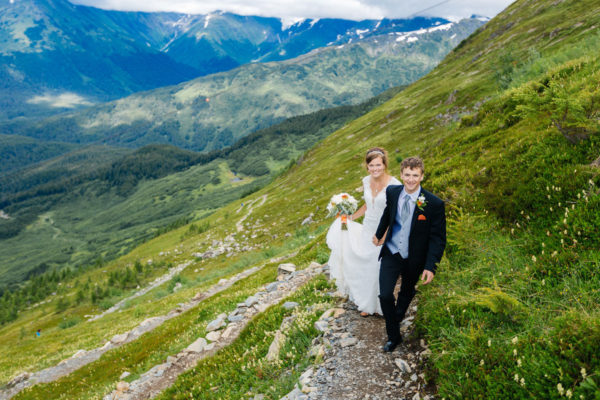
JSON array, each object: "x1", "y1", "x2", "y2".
[{"x1": 372, "y1": 235, "x2": 384, "y2": 247}]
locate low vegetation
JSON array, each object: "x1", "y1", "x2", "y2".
[{"x1": 1, "y1": 0, "x2": 599, "y2": 399}]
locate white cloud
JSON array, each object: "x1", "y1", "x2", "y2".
[
  {"x1": 27, "y1": 92, "x2": 93, "y2": 108},
  {"x1": 69, "y1": 0, "x2": 516, "y2": 21}
]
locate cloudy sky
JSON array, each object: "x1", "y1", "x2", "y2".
[{"x1": 70, "y1": 0, "x2": 516, "y2": 22}]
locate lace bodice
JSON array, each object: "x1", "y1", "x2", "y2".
[{"x1": 362, "y1": 175, "x2": 400, "y2": 225}]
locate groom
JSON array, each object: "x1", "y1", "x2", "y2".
[{"x1": 372, "y1": 157, "x2": 446, "y2": 352}]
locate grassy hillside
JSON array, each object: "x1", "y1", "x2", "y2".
[
  {"x1": 1, "y1": 0, "x2": 599, "y2": 398},
  {"x1": 0, "y1": 87, "x2": 400, "y2": 288}
]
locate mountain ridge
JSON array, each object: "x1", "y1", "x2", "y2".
[
  {"x1": 0, "y1": 0, "x2": 456, "y2": 120},
  {"x1": 1, "y1": 17, "x2": 483, "y2": 159}
]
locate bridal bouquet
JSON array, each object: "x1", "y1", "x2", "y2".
[{"x1": 326, "y1": 193, "x2": 358, "y2": 221}]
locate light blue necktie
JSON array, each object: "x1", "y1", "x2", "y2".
[{"x1": 400, "y1": 195, "x2": 411, "y2": 225}]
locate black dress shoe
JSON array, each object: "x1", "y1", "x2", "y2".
[{"x1": 383, "y1": 340, "x2": 398, "y2": 352}]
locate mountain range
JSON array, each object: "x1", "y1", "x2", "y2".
[
  {"x1": 0, "y1": 0, "x2": 466, "y2": 120},
  {"x1": 1, "y1": 16, "x2": 484, "y2": 172}
]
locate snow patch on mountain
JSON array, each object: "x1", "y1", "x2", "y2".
[
  {"x1": 281, "y1": 17, "x2": 305, "y2": 31},
  {"x1": 428, "y1": 22, "x2": 454, "y2": 32},
  {"x1": 355, "y1": 28, "x2": 370, "y2": 38},
  {"x1": 395, "y1": 22, "x2": 454, "y2": 43}
]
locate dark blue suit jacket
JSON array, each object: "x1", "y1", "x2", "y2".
[{"x1": 375, "y1": 185, "x2": 446, "y2": 274}]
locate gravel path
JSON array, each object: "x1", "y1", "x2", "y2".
[
  {"x1": 104, "y1": 262, "x2": 324, "y2": 400},
  {"x1": 0, "y1": 264, "x2": 264, "y2": 400},
  {"x1": 236, "y1": 195, "x2": 268, "y2": 232},
  {"x1": 279, "y1": 296, "x2": 436, "y2": 400}
]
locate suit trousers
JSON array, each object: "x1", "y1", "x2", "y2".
[{"x1": 379, "y1": 246, "x2": 421, "y2": 343}]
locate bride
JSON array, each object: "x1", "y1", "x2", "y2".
[{"x1": 326, "y1": 147, "x2": 400, "y2": 316}]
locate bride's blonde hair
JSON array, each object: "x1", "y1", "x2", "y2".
[{"x1": 365, "y1": 147, "x2": 389, "y2": 170}]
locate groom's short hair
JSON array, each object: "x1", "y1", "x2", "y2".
[{"x1": 401, "y1": 157, "x2": 425, "y2": 174}]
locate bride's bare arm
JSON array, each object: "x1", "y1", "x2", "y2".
[{"x1": 351, "y1": 204, "x2": 366, "y2": 220}]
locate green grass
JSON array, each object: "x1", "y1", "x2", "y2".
[
  {"x1": 2, "y1": 0, "x2": 600, "y2": 398},
  {"x1": 13, "y1": 262, "x2": 277, "y2": 399},
  {"x1": 417, "y1": 213, "x2": 600, "y2": 399},
  {"x1": 0, "y1": 224, "x2": 323, "y2": 386},
  {"x1": 157, "y1": 275, "x2": 335, "y2": 399}
]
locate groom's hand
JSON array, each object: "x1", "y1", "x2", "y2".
[
  {"x1": 421, "y1": 270, "x2": 434, "y2": 285},
  {"x1": 372, "y1": 235, "x2": 382, "y2": 246}
]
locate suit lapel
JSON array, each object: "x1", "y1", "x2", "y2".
[
  {"x1": 409, "y1": 188, "x2": 422, "y2": 237},
  {"x1": 389, "y1": 185, "x2": 403, "y2": 224}
]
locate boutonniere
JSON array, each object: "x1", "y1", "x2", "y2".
[{"x1": 416, "y1": 194, "x2": 427, "y2": 211}]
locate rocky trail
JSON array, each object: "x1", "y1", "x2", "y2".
[
  {"x1": 105, "y1": 262, "x2": 324, "y2": 400},
  {"x1": 0, "y1": 263, "x2": 270, "y2": 400},
  {"x1": 278, "y1": 297, "x2": 435, "y2": 400},
  {"x1": 2, "y1": 189, "x2": 435, "y2": 400},
  {"x1": 236, "y1": 195, "x2": 268, "y2": 232}
]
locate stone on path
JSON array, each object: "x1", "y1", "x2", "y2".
[
  {"x1": 395, "y1": 358, "x2": 412, "y2": 374},
  {"x1": 314, "y1": 321, "x2": 329, "y2": 332},
  {"x1": 110, "y1": 333, "x2": 129, "y2": 345},
  {"x1": 245, "y1": 295, "x2": 259, "y2": 307},
  {"x1": 283, "y1": 301, "x2": 299, "y2": 310},
  {"x1": 339, "y1": 337, "x2": 358, "y2": 348},
  {"x1": 206, "y1": 316, "x2": 226, "y2": 332},
  {"x1": 206, "y1": 331, "x2": 221, "y2": 342},
  {"x1": 186, "y1": 338, "x2": 208, "y2": 353},
  {"x1": 277, "y1": 263, "x2": 296, "y2": 276}
]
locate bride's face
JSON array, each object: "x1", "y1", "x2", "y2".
[{"x1": 367, "y1": 157, "x2": 385, "y2": 178}]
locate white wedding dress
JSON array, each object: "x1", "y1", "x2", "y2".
[{"x1": 326, "y1": 175, "x2": 400, "y2": 314}]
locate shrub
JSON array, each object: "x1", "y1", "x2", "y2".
[{"x1": 58, "y1": 316, "x2": 81, "y2": 329}]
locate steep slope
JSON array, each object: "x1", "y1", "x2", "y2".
[
  {"x1": 0, "y1": 88, "x2": 401, "y2": 287},
  {"x1": 3, "y1": 17, "x2": 483, "y2": 154},
  {"x1": 1, "y1": 0, "x2": 599, "y2": 398}
]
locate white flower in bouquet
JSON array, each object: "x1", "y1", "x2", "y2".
[{"x1": 326, "y1": 193, "x2": 358, "y2": 218}]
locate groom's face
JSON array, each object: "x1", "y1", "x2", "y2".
[{"x1": 401, "y1": 167, "x2": 424, "y2": 194}]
